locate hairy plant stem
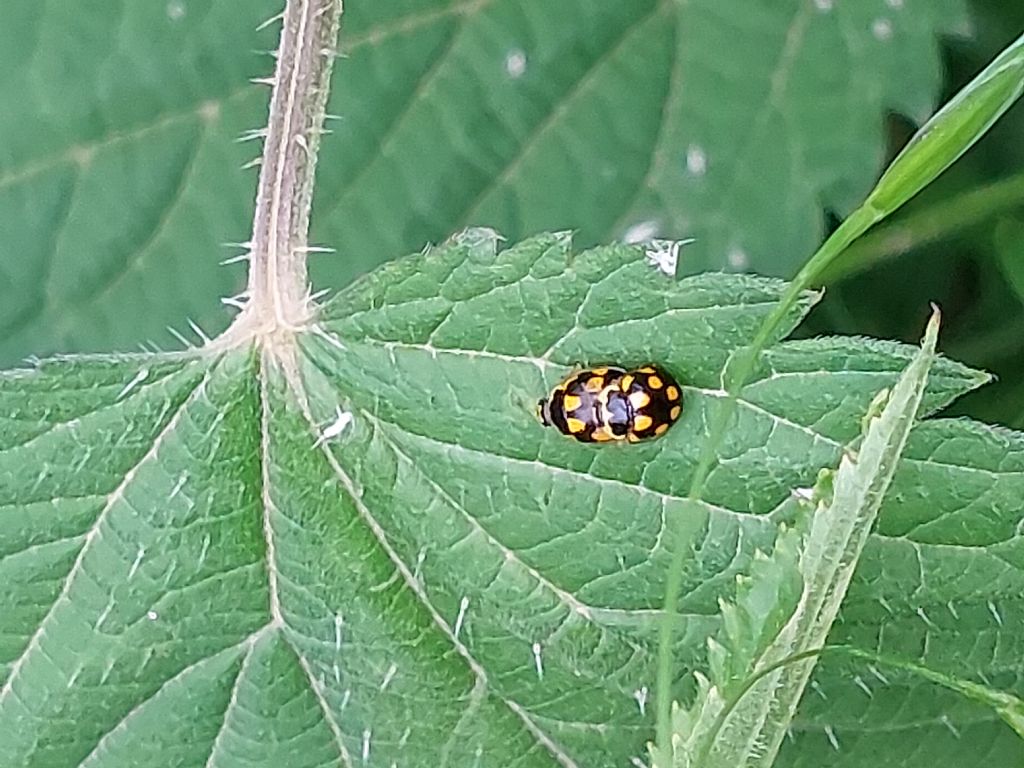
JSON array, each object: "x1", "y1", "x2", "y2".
[{"x1": 232, "y1": 0, "x2": 342, "y2": 341}]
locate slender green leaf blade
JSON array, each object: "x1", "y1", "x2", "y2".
[
  {"x1": 716, "y1": 313, "x2": 943, "y2": 767},
  {"x1": 866, "y1": 32, "x2": 1024, "y2": 215}
]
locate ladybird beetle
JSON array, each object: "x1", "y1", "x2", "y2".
[{"x1": 537, "y1": 364, "x2": 682, "y2": 443}]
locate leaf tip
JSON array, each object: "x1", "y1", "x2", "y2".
[{"x1": 918, "y1": 302, "x2": 942, "y2": 359}]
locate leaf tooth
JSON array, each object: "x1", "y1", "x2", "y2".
[{"x1": 706, "y1": 636, "x2": 728, "y2": 685}]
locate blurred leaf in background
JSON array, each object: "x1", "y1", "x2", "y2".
[
  {"x1": 0, "y1": 0, "x2": 973, "y2": 363},
  {"x1": 802, "y1": 0, "x2": 1024, "y2": 428},
  {"x1": 0, "y1": 0, "x2": 278, "y2": 362}
]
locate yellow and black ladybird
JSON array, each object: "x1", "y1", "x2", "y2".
[{"x1": 537, "y1": 364, "x2": 682, "y2": 443}]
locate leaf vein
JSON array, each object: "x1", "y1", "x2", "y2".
[{"x1": 0, "y1": 360, "x2": 213, "y2": 709}]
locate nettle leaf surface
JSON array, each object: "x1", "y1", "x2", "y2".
[
  {"x1": 1, "y1": 230, "x2": 1022, "y2": 767},
  {"x1": 0, "y1": 0, "x2": 967, "y2": 363}
]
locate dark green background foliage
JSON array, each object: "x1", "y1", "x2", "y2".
[{"x1": 1, "y1": 0, "x2": 1022, "y2": 428}]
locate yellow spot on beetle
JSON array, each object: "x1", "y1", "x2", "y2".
[
  {"x1": 627, "y1": 432, "x2": 642, "y2": 443},
  {"x1": 620, "y1": 374, "x2": 635, "y2": 391},
  {"x1": 566, "y1": 417, "x2": 587, "y2": 434},
  {"x1": 647, "y1": 375, "x2": 663, "y2": 390},
  {"x1": 666, "y1": 385, "x2": 679, "y2": 401},
  {"x1": 670, "y1": 405, "x2": 682, "y2": 420},
  {"x1": 629, "y1": 390, "x2": 651, "y2": 409},
  {"x1": 563, "y1": 394, "x2": 582, "y2": 411},
  {"x1": 655, "y1": 423, "x2": 670, "y2": 436},
  {"x1": 592, "y1": 367, "x2": 609, "y2": 375},
  {"x1": 633, "y1": 414, "x2": 653, "y2": 431},
  {"x1": 638, "y1": 366, "x2": 656, "y2": 374},
  {"x1": 584, "y1": 376, "x2": 605, "y2": 393},
  {"x1": 592, "y1": 427, "x2": 615, "y2": 442}
]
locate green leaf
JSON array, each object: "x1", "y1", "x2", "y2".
[
  {"x1": 725, "y1": 313, "x2": 942, "y2": 768},
  {"x1": 3, "y1": 232, "x2": 1020, "y2": 767},
  {"x1": 649, "y1": 520, "x2": 807, "y2": 768},
  {"x1": 0, "y1": 0, "x2": 282, "y2": 363},
  {"x1": 831, "y1": 647, "x2": 1024, "y2": 742},
  {"x1": 0, "y1": 0, "x2": 968, "y2": 363},
  {"x1": 784, "y1": 415, "x2": 1024, "y2": 766},
  {"x1": 655, "y1": 312, "x2": 945, "y2": 768}
]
